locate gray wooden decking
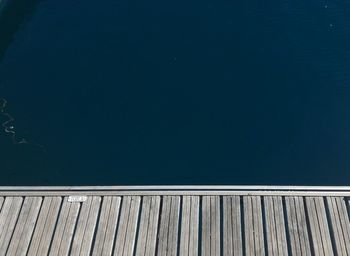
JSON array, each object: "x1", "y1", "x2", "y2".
[{"x1": 0, "y1": 186, "x2": 350, "y2": 255}]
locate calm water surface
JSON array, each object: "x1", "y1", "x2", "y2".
[{"x1": 1, "y1": 0, "x2": 350, "y2": 185}]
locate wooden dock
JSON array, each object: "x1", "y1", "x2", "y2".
[{"x1": 0, "y1": 186, "x2": 350, "y2": 255}]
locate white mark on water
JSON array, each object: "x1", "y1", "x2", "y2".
[{"x1": 0, "y1": 98, "x2": 46, "y2": 151}]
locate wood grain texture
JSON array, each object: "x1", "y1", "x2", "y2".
[{"x1": 0, "y1": 190, "x2": 349, "y2": 255}]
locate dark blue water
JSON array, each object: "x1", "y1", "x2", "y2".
[{"x1": 1, "y1": 0, "x2": 350, "y2": 185}]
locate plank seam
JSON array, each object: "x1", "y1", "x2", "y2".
[
  {"x1": 261, "y1": 196, "x2": 268, "y2": 256},
  {"x1": 240, "y1": 196, "x2": 246, "y2": 256},
  {"x1": 303, "y1": 197, "x2": 315, "y2": 256},
  {"x1": 78, "y1": 198, "x2": 94, "y2": 256},
  {"x1": 198, "y1": 196, "x2": 203, "y2": 256},
  {"x1": 282, "y1": 197, "x2": 293, "y2": 256},
  {"x1": 176, "y1": 196, "x2": 183, "y2": 256},
  {"x1": 90, "y1": 196, "x2": 106, "y2": 254},
  {"x1": 67, "y1": 202, "x2": 82, "y2": 255},
  {"x1": 47, "y1": 196, "x2": 64, "y2": 254},
  {"x1": 323, "y1": 197, "x2": 339, "y2": 256},
  {"x1": 132, "y1": 196, "x2": 144, "y2": 256},
  {"x1": 111, "y1": 196, "x2": 124, "y2": 255},
  {"x1": 154, "y1": 196, "x2": 163, "y2": 255}
]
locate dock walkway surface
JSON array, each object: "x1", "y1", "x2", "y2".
[{"x1": 0, "y1": 186, "x2": 350, "y2": 255}]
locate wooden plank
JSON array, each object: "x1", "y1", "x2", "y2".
[
  {"x1": 314, "y1": 197, "x2": 333, "y2": 255},
  {"x1": 273, "y1": 197, "x2": 288, "y2": 256},
  {"x1": 144, "y1": 196, "x2": 160, "y2": 256},
  {"x1": 71, "y1": 196, "x2": 101, "y2": 255},
  {"x1": 49, "y1": 198, "x2": 80, "y2": 256},
  {"x1": 70, "y1": 197, "x2": 93, "y2": 255},
  {"x1": 202, "y1": 196, "x2": 220, "y2": 256},
  {"x1": 0, "y1": 197, "x2": 4, "y2": 211},
  {"x1": 136, "y1": 196, "x2": 160, "y2": 256},
  {"x1": 202, "y1": 196, "x2": 210, "y2": 256},
  {"x1": 252, "y1": 196, "x2": 264, "y2": 255},
  {"x1": 326, "y1": 197, "x2": 347, "y2": 255},
  {"x1": 157, "y1": 196, "x2": 180, "y2": 256},
  {"x1": 113, "y1": 196, "x2": 132, "y2": 255},
  {"x1": 7, "y1": 197, "x2": 42, "y2": 256},
  {"x1": 264, "y1": 196, "x2": 278, "y2": 256},
  {"x1": 210, "y1": 196, "x2": 220, "y2": 256},
  {"x1": 122, "y1": 196, "x2": 141, "y2": 256},
  {"x1": 114, "y1": 196, "x2": 140, "y2": 256},
  {"x1": 335, "y1": 197, "x2": 350, "y2": 254},
  {"x1": 92, "y1": 196, "x2": 121, "y2": 256},
  {"x1": 305, "y1": 197, "x2": 325, "y2": 256},
  {"x1": 0, "y1": 197, "x2": 23, "y2": 254},
  {"x1": 157, "y1": 196, "x2": 171, "y2": 255},
  {"x1": 167, "y1": 196, "x2": 181, "y2": 256},
  {"x1": 294, "y1": 197, "x2": 311, "y2": 255},
  {"x1": 6, "y1": 197, "x2": 35, "y2": 255},
  {"x1": 285, "y1": 197, "x2": 301, "y2": 256},
  {"x1": 79, "y1": 196, "x2": 101, "y2": 255},
  {"x1": 28, "y1": 197, "x2": 62, "y2": 256},
  {"x1": 244, "y1": 196, "x2": 254, "y2": 256},
  {"x1": 189, "y1": 196, "x2": 199, "y2": 256},
  {"x1": 135, "y1": 197, "x2": 152, "y2": 256},
  {"x1": 92, "y1": 196, "x2": 111, "y2": 255},
  {"x1": 244, "y1": 196, "x2": 264, "y2": 255},
  {"x1": 223, "y1": 196, "x2": 242, "y2": 256},
  {"x1": 27, "y1": 197, "x2": 52, "y2": 255},
  {"x1": 180, "y1": 196, "x2": 191, "y2": 256}
]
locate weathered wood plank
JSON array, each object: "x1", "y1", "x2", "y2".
[
  {"x1": 294, "y1": 197, "x2": 311, "y2": 256},
  {"x1": 305, "y1": 197, "x2": 329, "y2": 256},
  {"x1": 244, "y1": 196, "x2": 254, "y2": 256},
  {"x1": 285, "y1": 197, "x2": 301, "y2": 256},
  {"x1": 326, "y1": 197, "x2": 347, "y2": 255},
  {"x1": 77, "y1": 196, "x2": 101, "y2": 255},
  {"x1": 211, "y1": 196, "x2": 220, "y2": 256},
  {"x1": 123, "y1": 196, "x2": 141, "y2": 256},
  {"x1": 168, "y1": 196, "x2": 181, "y2": 256},
  {"x1": 28, "y1": 197, "x2": 62, "y2": 256},
  {"x1": 92, "y1": 196, "x2": 121, "y2": 256},
  {"x1": 189, "y1": 196, "x2": 199, "y2": 256},
  {"x1": 136, "y1": 197, "x2": 151, "y2": 256},
  {"x1": 157, "y1": 196, "x2": 180, "y2": 256},
  {"x1": 314, "y1": 197, "x2": 333, "y2": 255},
  {"x1": 202, "y1": 196, "x2": 220, "y2": 256},
  {"x1": 179, "y1": 196, "x2": 199, "y2": 256},
  {"x1": 244, "y1": 196, "x2": 264, "y2": 255},
  {"x1": 113, "y1": 196, "x2": 132, "y2": 255},
  {"x1": 273, "y1": 197, "x2": 288, "y2": 256},
  {"x1": 70, "y1": 197, "x2": 93, "y2": 255},
  {"x1": 157, "y1": 196, "x2": 171, "y2": 255},
  {"x1": 27, "y1": 197, "x2": 52, "y2": 255},
  {"x1": 145, "y1": 196, "x2": 160, "y2": 256},
  {"x1": 180, "y1": 196, "x2": 191, "y2": 256},
  {"x1": 49, "y1": 198, "x2": 80, "y2": 256},
  {"x1": 7, "y1": 197, "x2": 42, "y2": 256},
  {"x1": 0, "y1": 197, "x2": 23, "y2": 254},
  {"x1": 223, "y1": 197, "x2": 233, "y2": 256},
  {"x1": 202, "y1": 196, "x2": 210, "y2": 256},
  {"x1": 335, "y1": 197, "x2": 350, "y2": 254},
  {"x1": 114, "y1": 196, "x2": 140, "y2": 256},
  {"x1": 264, "y1": 196, "x2": 278, "y2": 256},
  {"x1": 223, "y1": 196, "x2": 242, "y2": 256},
  {"x1": 71, "y1": 196, "x2": 101, "y2": 256},
  {"x1": 0, "y1": 198, "x2": 4, "y2": 211}
]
